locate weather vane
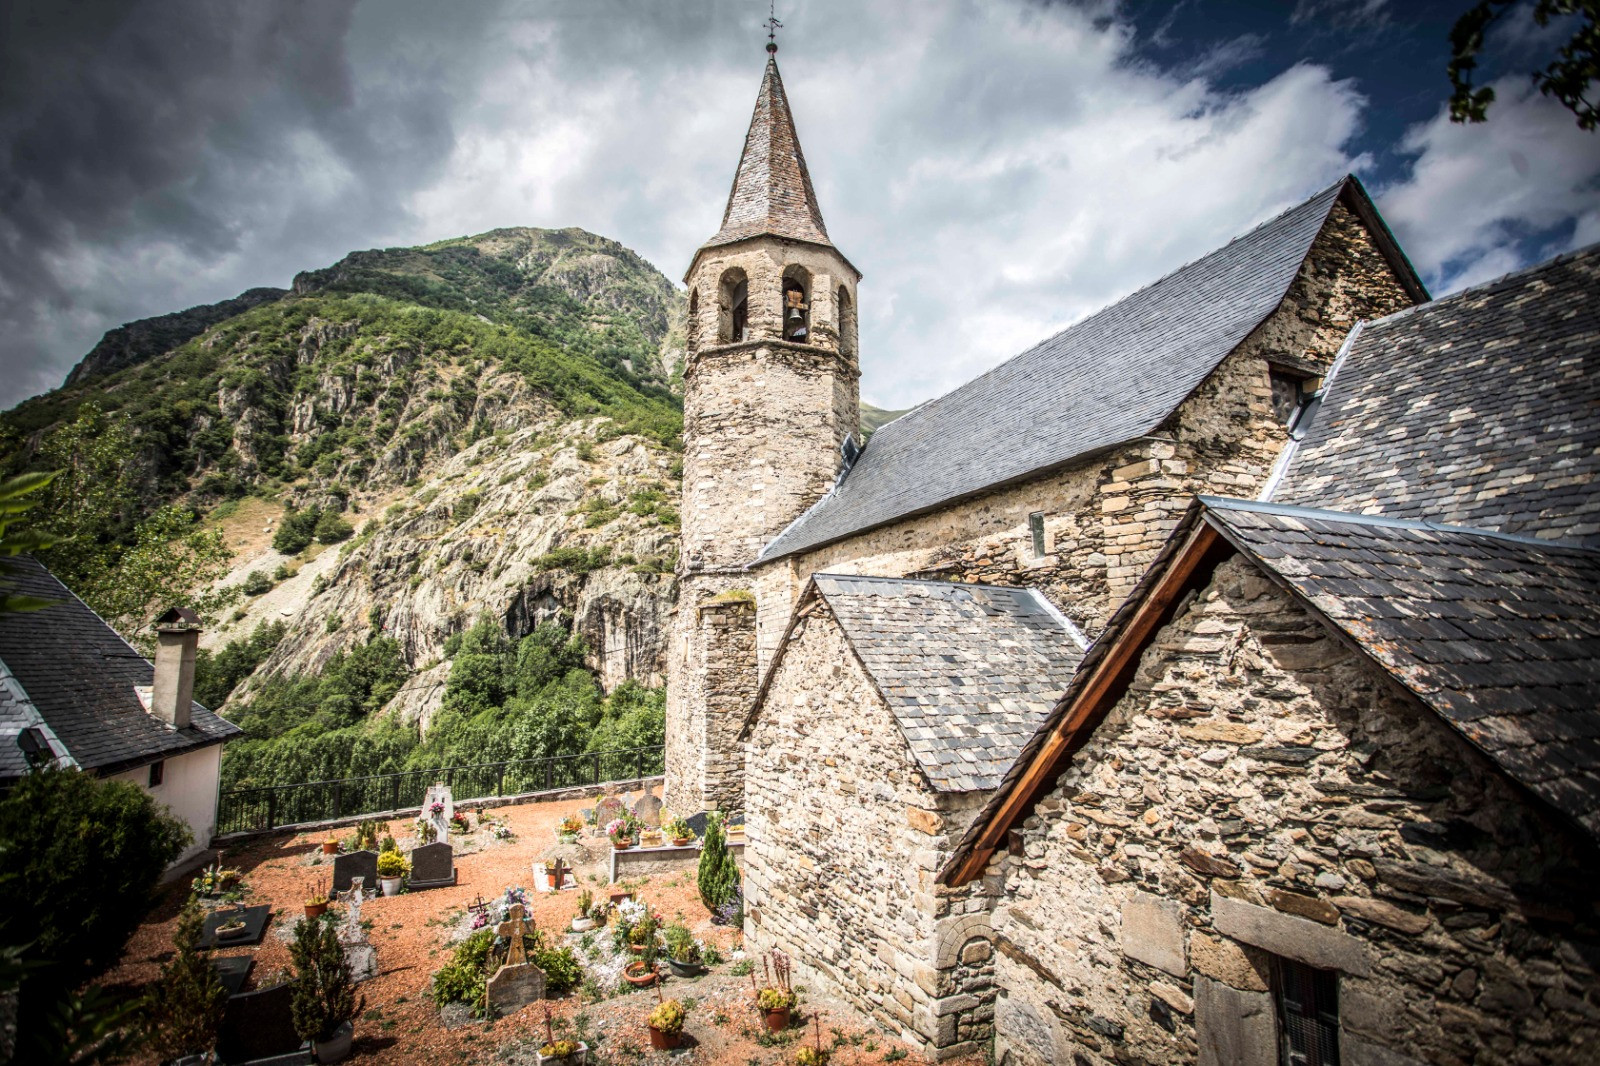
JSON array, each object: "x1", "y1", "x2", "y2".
[{"x1": 766, "y1": 0, "x2": 781, "y2": 54}]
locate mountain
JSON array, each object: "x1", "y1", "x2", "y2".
[
  {"x1": 861, "y1": 402, "x2": 906, "y2": 436},
  {"x1": 1, "y1": 227, "x2": 687, "y2": 765}
]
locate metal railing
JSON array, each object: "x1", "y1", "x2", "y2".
[{"x1": 216, "y1": 745, "x2": 664, "y2": 836}]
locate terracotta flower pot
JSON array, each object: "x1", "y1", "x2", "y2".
[
  {"x1": 627, "y1": 943, "x2": 647, "y2": 955},
  {"x1": 648, "y1": 1025, "x2": 681, "y2": 1050},
  {"x1": 623, "y1": 962, "x2": 658, "y2": 987},
  {"x1": 762, "y1": 1007, "x2": 790, "y2": 1032},
  {"x1": 672, "y1": 837, "x2": 692, "y2": 847},
  {"x1": 321, "y1": 841, "x2": 338, "y2": 855},
  {"x1": 304, "y1": 900, "x2": 329, "y2": 920},
  {"x1": 612, "y1": 839, "x2": 632, "y2": 851}
]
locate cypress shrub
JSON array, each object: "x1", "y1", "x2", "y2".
[
  {"x1": 142, "y1": 902, "x2": 227, "y2": 1060},
  {"x1": 696, "y1": 812, "x2": 739, "y2": 913},
  {"x1": 289, "y1": 917, "x2": 363, "y2": 1043}
]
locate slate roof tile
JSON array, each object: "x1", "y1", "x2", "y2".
[
  {"x1": 0, "y1": 555, "x2": 241, "y2": 778},
  {"x1": 761, "y1": 177, "x2": 1412, "y2": 562},
  {"x1": 809, "y1": 574, "x2": 1085, "y2": 793}
]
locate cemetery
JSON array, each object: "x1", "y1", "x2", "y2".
[{"x1": 101, "y1": 788, "x2": 960, "y2": 1065}]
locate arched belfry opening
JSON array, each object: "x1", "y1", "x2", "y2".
[
  {"x1": 782, "y1": 265, "x2": 811, "y2": 344},
  {"x1": 719, "y1": 268, "x2": 749, "y2": 344},
  {"x1": 837, "y1": 284, "x2": 856, "y2": 359},
  {"x1": 687, "y1": 288, "x2": 700, "y2": 350}
]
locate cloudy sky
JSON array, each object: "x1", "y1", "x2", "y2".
[{"x1": 2, "y1": 0, "x2": 1596, "y2": 412}]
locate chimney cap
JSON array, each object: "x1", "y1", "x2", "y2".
[{"x1": 155, "y1": 606, "x2": 202, "y2": 631}]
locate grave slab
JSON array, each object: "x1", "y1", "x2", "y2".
[
  {"x1": 213, "y1": 955, "x2": 254, "y2": 997},
  {"x1": 330, "y1": 849, "x2": 378, "y2": 894},
  {"x1": 408, "y1": 841, "x2": 457, "y2": 890},
  {"x1": 200, "y1": 905, "x2": 272, "y2": 949},
  {"x1": 216, "y1": 982, "x2": 310, "y2": 1064},
  {"x1": 486, "y1": 961, "x2": 546, "y2": 1014}
]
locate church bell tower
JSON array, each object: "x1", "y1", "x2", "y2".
[{"x1": 663, "y1": 43, "x2": 861, "y2": 815}]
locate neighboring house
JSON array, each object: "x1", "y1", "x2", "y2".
[
  {"x1": 0, "y1": 555, "x2": 240, "y2": 866},
  {"x1": 664, "y1": 51, "x2": 1424, "y2": 817},
  {"x1": 740, "y1": 574, "x2": 1084, "y2": 1058},
  {"x1": 941, "y1": 247, "x2": 1600, "y2": 1066}
]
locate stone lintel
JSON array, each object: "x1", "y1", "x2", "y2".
[{"x1": 1211, "y1": 890, "x2": 1371, "y2": 976}]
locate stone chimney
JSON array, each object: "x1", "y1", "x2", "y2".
[{"x1": 151, "y1": 607, "x2": 201, "y2": 729}]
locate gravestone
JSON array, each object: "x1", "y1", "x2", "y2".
[
  {"x1": 631, "y1": 785, "x2": 663, "y2": 828},
  {"x1": 216, "y1": 982, "x2": 306, "y2": 1064},
  {"x1": 423, "y1": 783, "x2": 453, "y2": 845},
  {"x1": 486, "y1": 960, "x2": 546, "y2": 1015},
  {"x1": 339, "y1": 877, "x2": 378, "y2": 983},
  {"x1": 408, "y1": 840, "x2": 457, "y2": 890},
  {"x1": 331, "y1": 849, "x2": 378, "y2": 894},
  {"x1": 199, "y1": 904, "x2": 272, "y2": 949},
  {"x1": 212, "y1": 955, "x2": 254, "y2": 998},
  {"x1": 497, "y1": 904, "x2": 533, "y2": 966},
  {"x1": 593, "y1": 794, "x2": 625, "y2": 827}
]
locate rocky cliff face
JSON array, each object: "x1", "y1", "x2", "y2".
[
  {"x1": 7, "y1": 226, "x2": 687, "y2": 734},
  {"x1": 64, "y1": 287, "x2": 289, "y2": 386}
]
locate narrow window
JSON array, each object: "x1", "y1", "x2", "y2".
[
  {"x1": 1029, "y1": 512, "x2": 1046, "y2": 557},
  {"x1": 1269, "y1": 368, "x2": 1311, "y2": 428},
  {"x1": 732, "y1": 279, "x2": 749, "y2": 341},
  {"x1": 1272, "y1": 956, "x2": 1340, "y2": 1066},
  {"x1": 687, "y1": 288, "x2": 700, "y2": 350},
  {"x1": 148, "y1": 760, "x2": 165, "y2": 788}
]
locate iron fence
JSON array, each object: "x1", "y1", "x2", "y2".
[{"x1": 216, "y1": 745, "x2": 664, "y2": 836}]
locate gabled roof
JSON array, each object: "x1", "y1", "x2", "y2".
[
  {"x1": 941, "y1": 498, "x2": 1600, "y2": 884},
  {"x1": 759, "y1": 176, "x2": 1425, "y2": 563},
  {"x1": 697, "y1": 54, "x2": 834, "y2": 260},
  {"x1": 744, "y1": 573, "x2": 1086, "y2": 793},
  {"x1": 0, "y1": 555, "x2": 240, "y2": 779},
  {"x1": 1275, "y1": 243, "x2": 1600, "y2": 546}
]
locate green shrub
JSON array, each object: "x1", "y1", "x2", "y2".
[
  {"x1": 289, "y1": 917, "x2": 363, "y2": 1042},
  {"x1": 241, "y1": 570, "x2": 272, "y2": 596},
  {"x1": 697, "y1": 813, "x2": 739, "y2": 913},
  {"x1": 534, "y1": 945, "x2": 582, "y2": 994},
  {"x1": 431, "y1": 929, "x2": 495, "y2": 1012},
  {"x1": 273, "y1": 506, "x2": 321, "y2": 555},
  {"x1": 453, "y1": 490, "x2": 482, "y2": 522},
  {"x1": 313, "y1": 510, "x2": 354, "y2": 544},
  {"x1": 142, "y1": 901, "x2": 227, "y2": 1059}
]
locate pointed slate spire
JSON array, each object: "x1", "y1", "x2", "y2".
[{"x1": 705, "y1": 55, "x2": 832, "y2": 250}]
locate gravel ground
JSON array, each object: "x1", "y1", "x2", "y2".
[{"x1": 104, "y1": 797, "x2": 980, "y2": 1065}]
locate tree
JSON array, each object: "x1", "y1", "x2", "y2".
[
  {"x1": 697, "y1": 812, "x2": 739, "y2": 913},
  {"x1": 1450, "y1": 0, "x2": 1599, "y2": 129},
  {"x1": 313, "y1": 509, "x2": 354, "y2": 544},
  {"x1": 288, "y1": 917, "x2": 362, "y2": 1044},
  {"x1": 0, "y1": 768, "x2": 190, "y2": 1051},
  {"x1": 273, "y1": 505, "x2": 321, "y2": 555},
  {"x1": 0, "y1": 471, "x2": 62, "y2": 613},
  {"x1": 142, "y1": 902, "x2": 227, "y2": 1061}
]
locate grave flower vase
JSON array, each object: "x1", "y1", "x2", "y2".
[
  {"x1": 321, "y1": 841, "x2": 338, "y2": 855},
  {"x1": 304, "y1": 900, "x2": 329, "y2": 920},
  {"x1": 379, "y1": 876, "x2": 401, "y2": 896},
  {"x1": 648, "y1": 1025, "x2": 681, "y2": 1051},
  {"x1": 762, "y1": 1006, "x2": 791, "y2": 1033},
  {"x1": 312, "y1": 1019, "x2": 353, "y2": 1063}
]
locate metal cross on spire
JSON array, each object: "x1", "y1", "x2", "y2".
[{"x1": 766, "y1": 0, "x2": 782, "y2": 54}]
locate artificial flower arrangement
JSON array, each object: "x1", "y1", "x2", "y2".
[
  {"x1": 450, "y1": 810, "x2": 471, "y2": 832},
  {"x1": 558, "y1": 815, "x2": 584, "y2": 842},
  {"x1": 191, "y1": 862, "x2": 243, "y2": 897},
  {"x1": 605, "y1": 817, "x2": 635, "y2": 848},
  {"x1": 664, "y1": 815, "x2": 693, "y2": 844}
]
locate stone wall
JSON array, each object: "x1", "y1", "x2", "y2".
[
  {"x1": 749, "y1": 201, "x2": 1417, "y2": 671},
  {"x1": 744, "y1": 604, "x2": 996, "y2": 1059},
  {"x1": 663, "y1": 578, "x2": 757, "y2": 815},
  {"x1": 991, "y1": 554, "x2": 1600, "y2": 1066}
]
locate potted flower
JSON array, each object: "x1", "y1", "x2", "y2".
[
  {"x1": 557, "y1": 815, "x2": 584, "y2": 843},
  {"x1": 626, "y1": 909, "x2": 660, "y2": 957},
  {"x1": 662, "y1": 921, "x2": 704, "y2": 978},
  {"x1": 665, "y1": 815, "x2": 694, "y2": 847},
  {"x1": 647, "y1": 995, "x2": 688, "y2": 1050},
  {"x1": 606, "y1": 818, "x2": 633, "y2": 850},
  {"x1": 215, "y1": 911, "x2": 250, "y2": 941},
  {"x1": 450, "y1": 810, "x2": 471, "y2": 833},
  {"x1": 304, "y1": 877, "x2": 331, "y2": 919},
  {"x1": 751, "y1": 950, "x2": 796, "y2": 1033},
  {"x1": 535, "y1": 1007, "x2": 588, "y2": 1065},
  {"x1": 376, "y1": 850, "x2": 408, "y2": 896},
  {"x1": 289, "y1": 916, "x2": 364, "y2": 1064},
  {"x1": 546, "y1": 857, "x2": 569, "y2": 891},
  {"x1": 572, "y1": 889, "x2": 596, "y2": 932},
  {"x1": 622, "y1": 958, "x2": 658, "y2": 987},
  {"x1": 320, "y1": 836, "x2": 339, "y2": 856}
]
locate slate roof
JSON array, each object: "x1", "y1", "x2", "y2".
[
  {"x1": 1275, "y1": 243, "x2": 1600, "y2": 545},
  {"x1": 764, "y1": 574, "x2": 1086, "y2": 793},
  {"x1": 699, "y1": 55, "x2": 834, "y2": 257},
  {"x1": 760, "y1": 176, "x2": 1423, "y2": 562},
  {"x1": 1202, "y1": 497, "x2": 1600, "y2": 839},
  {"x1": 0, "y1": 555, "x2": 240, "y2": 779}
]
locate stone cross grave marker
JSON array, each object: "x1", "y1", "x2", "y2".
[
  {"x1": 331, "y1": 849, "x2": 378, "y2": 894},
  {"x1": 631, "y1": 785, "x2": 663, "y2": 828},
  {"x1": 340, "y1": 876, "x2": 377, "y2": 982},
  {"x1": 497, "y1": 903, "x2": 533, "y2": 967},
  {"x1": 423, "y1": 783, "x2": 454, "y2": 845},
  {"x1": 408, "y1": 840, "x2": 457, "y2": 890}
]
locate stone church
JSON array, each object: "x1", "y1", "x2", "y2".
[{"x1": 664, "y1": 48, "x2": 1599, "y2": 1063}]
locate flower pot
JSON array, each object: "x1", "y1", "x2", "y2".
[
  {"x1": 321, "y1": 841, "x2": 338, "y2": 855},
  {"x1": 304, "y1": 900, "x2": 329, "y2": 919},
  {"x1": 612, "y1": 839, "x2": 632, "y2": 851},
  {"x1": 648, "y1": 1025, "x2": 681, "y2": 1050},
  {"x1": 379, "y1": 876, "x2": 401, "y2": 897},
  {"x1": 571, "y1": 916, "x2": 596, "y2": 932},
  {"x1": 216, "y1": 922, "x2": 249, "y2": 941},
  {"x1": 558, "y1": 833, "x2": 578, "y2": 844},
  {"x1": 665, "y1": 957, "x2": 703, "y2": 978},
  {"x1": 762, "y1": 1007, "x2": 790, "y2": 1032},
  {"x1": 533, "y1": 1042, "x2": 588, "y2": 1066},
  {"x1": 627, "y1": 943, "x2": 648, "y2": 955},
  {"x1": 312, "y1": 1020, "x2": 354, "y2": 1063},
  {"x1": 623, "y1": 962, "x2": 658, "y2": 987},
  {"x1": 671, "y1": 837, "x2": 692, "y2": 847}
]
